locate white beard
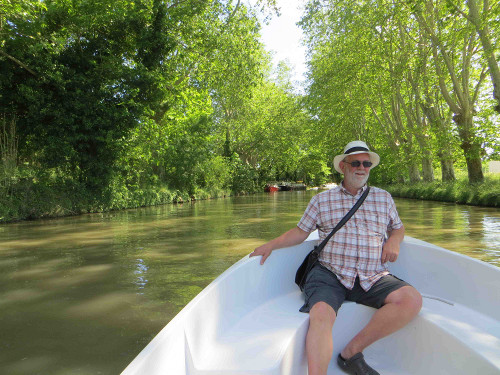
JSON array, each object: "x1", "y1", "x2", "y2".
[{"x1": 345, "y1": 170, "x2": 369, "y2": 190}]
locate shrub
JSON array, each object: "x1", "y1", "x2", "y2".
[{"x1": 383, "y1": 175, "x2": 500, "y2": 207}]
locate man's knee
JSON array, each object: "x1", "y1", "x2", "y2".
[
  {"x1": 309, "y1": 301, "x2": 337, "y2": 327},
  {"x1": 386, "y1": 286, "x2": 422, "y2": 314}
]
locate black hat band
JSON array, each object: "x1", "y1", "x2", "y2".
[{"x1": 345, "y1": 146, "x2": 369, "y2": 154}]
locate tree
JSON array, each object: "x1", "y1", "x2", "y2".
[
  {"x1": 300, "y1": 0, "x2": 496, "y2": 184},
  {"x1": 0, "y1": 0, "x2": 270, "y2": 195},
  {"x1": 413, "y1": 0, "x2": 488, "y2": 182},
  {"x1": 225, "y1": 67, "x2": 310, "y2": 181},
  {"x1": 0, "y1": 0, "x2": 181, "y2": 189}
]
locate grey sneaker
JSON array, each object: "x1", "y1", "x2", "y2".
[{"x1": 337, "y1": 353, "x2": 380, "y2": 375}]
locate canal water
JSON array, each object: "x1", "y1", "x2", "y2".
[{"x1": 1, "y1": 191, "x2": 499, "y2": 374}]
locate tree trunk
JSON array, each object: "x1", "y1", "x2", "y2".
[
  {"x1": 395, "y1": 82, "x2": 434, "y2": 183},
  {"x1": 439, "y1": 156, "x2": 455, "y2": 181},
  {"x1": 455, "y1": 113, "x2": 484, "y2": 182},
  {"x1": 408, "y1": 163, "x2": 421, "y2": 183},
  {"x1": 420, "y1": 102, "x2": 455, "y2": 181},
  {"x1": 461, "y1": 141, "x2": 484, "y2": 183},
  {"x1": 421, "y1": 158, "x2": 434, "y2": 182},
  {"x1": 223, "y1": 127, "x2": 231, "y2": 158}
]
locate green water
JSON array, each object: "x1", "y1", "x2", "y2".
[{"x1": 0, "y1": 191, "x2": 498, "y2": 374}]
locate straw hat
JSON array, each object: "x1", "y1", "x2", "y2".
[{"x1": 333, "y1": 140, "x2": 380, "y2": 174}]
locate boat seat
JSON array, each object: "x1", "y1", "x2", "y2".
[
  {"x1": 185, "y1": 292, "x2": 500, "y2": 375},
  {"x1": 413, "y1": 296, "x2": 500, "y2": 373},
  {"x1": 185, "y1": 290, "x2": 309, "y2": 375},
  {"x1": 330, "y1": 297, "x2": 500, "y2": 375}
]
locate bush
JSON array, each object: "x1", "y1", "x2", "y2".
[
  {"x1": 231, "y1": 158, "x2": 260, "y2": 194},
  {"x1": 383, "y1": 175, "x2": 500, "y2": 207},
  {"x1": 195, "y1": 156, "x2": 233, "y2": 192}
]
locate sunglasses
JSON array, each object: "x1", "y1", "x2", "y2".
[{"x1": 344, "y1": 160, "x2": 373, "y2": 168}]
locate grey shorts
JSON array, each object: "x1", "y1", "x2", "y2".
[{"x1": 299, "y1": 262, "x2": 411, "y2": 314}]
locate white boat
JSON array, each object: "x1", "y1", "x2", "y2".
[
  {"x1": 320, "y1": 183, "x2": 337, "y2": 190},
  {"x1": 121, "y1": 233, "x2": 500, "y2": 375}
]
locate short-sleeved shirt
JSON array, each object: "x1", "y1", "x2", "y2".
[{"x1": 297, "y1": 184, "x2": 403, "y2": 291}]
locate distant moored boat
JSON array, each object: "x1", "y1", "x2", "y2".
[{"x1": 264, "y1": 184, "x2": 279, "y2": 192}]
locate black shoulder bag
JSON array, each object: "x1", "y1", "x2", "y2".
[{"x1": 295, "y1": 186, "x2": 370, "y2": 291}]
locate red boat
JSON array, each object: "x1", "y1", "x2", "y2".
[{"x1": 264, "y1": 184, "x2": 279, "y2": 192}]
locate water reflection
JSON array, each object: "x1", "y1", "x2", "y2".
[
  {"x1": 0, "y1": 192, "x2": 498, "y2": 374},
  {"x1": 134, "y1": 259, "x2": 148, "y2": 292},
  {"x1": 394, "y1": 198, "x2": 500, "y2": 265},
  {"x1": 482, "y1": 216, "x2": 500, "y2": 262}
]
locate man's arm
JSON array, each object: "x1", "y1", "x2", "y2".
[
  {"x1": 381, "y1": 225, "x2": 405, "y2": 263},
  {"x1": 250, "y1": 226, "x2": 311, "y2": 265}
]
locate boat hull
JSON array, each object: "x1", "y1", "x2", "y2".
[
  {"x1": 264, "y1": 185, "x2": 279, "y2": 192},
  {"x1": 122, "y1": 235, "x2": 500, "y2": 375}
]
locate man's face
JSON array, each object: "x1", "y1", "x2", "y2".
[{"x1": 340, "y1": 153, "x2": 371, "y2": 190}]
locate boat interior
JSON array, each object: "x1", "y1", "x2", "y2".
[{"x1": 122, "y1": 235, "x2": 500, "y2": 375}]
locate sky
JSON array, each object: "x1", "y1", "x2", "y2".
[{"x1": 247, "y1": 0, "x2": 308, "y2": 90}]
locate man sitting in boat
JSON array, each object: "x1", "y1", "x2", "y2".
[{"x1": 250, "y1": 140, "x2": 422, "y2": 375}]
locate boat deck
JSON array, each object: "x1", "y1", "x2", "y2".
[
  {"x1": 185, "y1": 291, "x2": 500, "y2": 374},
  {"x1": 186, "y1": 291, "x2": 308, "y2": 373},
  {"x1": 122, "y1": 237, "x2": 500, "y2": 375}
]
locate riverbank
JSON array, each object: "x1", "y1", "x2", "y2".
[
  {"x1": 0, "y1": 179, "x2": 237, "y2": 223},
  {"x1": 1, "y1": 175, "x2": 499, "y2": 223},
  {"x1": 382, "y1": 175, "x2": 500, "y2": 207}
]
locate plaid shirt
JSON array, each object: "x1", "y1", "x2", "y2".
[{"x1": 297, "y1": 184, "x2": 403, "y2": 291}]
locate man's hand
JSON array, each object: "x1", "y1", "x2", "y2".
[
  {"x1": 249, "y1": 227, "x2": 310, "y2": 265},
  {"x1": 250, "y1": 243, "x2": 273, "y2": 265},
  {"x1": 381, "y1": 226, "x2": 405, "y2": 263},
  {"x1": 381, "y1": 239, "x2": 400, "y2": 263}
]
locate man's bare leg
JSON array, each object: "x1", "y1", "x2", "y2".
[
  {"x1": 307, "y1": 302, "x2": 337, "y2": 375},
  {"x1": 340, "y1": 286, "x2": 422, "y2": 360}
]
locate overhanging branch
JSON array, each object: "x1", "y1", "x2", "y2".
[{"x1": 0, "y1": 49, "x2": 37, "y2": 76}]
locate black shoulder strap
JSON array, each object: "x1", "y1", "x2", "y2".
[{"x1": 316, "y1": 186, "x2": 370, "y2": 253}]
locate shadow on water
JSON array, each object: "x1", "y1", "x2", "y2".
[{"x1": 0, "y1": 191, "x2": 498, "y2": 374}]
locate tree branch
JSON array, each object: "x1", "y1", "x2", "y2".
[
  {"x1": 413, "y1": 6, "x2": 462, "y2": 113},
  {"x1": 167, "y1": 0, "x2": 195, "y2": 10},
  {"x1": 472, "y1": 65, "x2": 488, "y2": 105},
  {"x1": 444, "y1": 0, "x2": 474, "y2": 24},
  {"x1": 0, "y1": 49, "x2": 37, "y2": 76},
  {"x1": 228, "y1": 0, "x2": 241, "y2": 22}
]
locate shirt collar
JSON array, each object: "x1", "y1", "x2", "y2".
[{"x1": 340, "y1": 181, "x2": 368, "y2": 197}]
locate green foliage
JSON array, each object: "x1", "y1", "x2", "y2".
[
  {"x1": 2, "y1": 0, "x2": 497, "y2": 222},
  {"x1": 384, "y1": 175, "x2": 500, "y2": 207},
  {"x1": 300, "y1": 0, "x2": 499, "y2": 184},
  {"x1": 0, "y1": 0, "x2": 265, "y2": 190},
  {"x1": 230, "y1": 156, "x2": 261, "y2": 194},
  {"x1": 296, "y1": 151, "x2": 331, "y2": 186},
  {"x1": 195, "y1": 156, "x2": 233, "y2": 192},
  {"x1": 223, "y1": 72, "x2": 312, "y2": 182},
  {"x1": 1, "y1": 0, "x2": 320, "y2": 222}
]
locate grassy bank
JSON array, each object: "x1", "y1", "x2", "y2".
[
  {"x1": 2, "y1": 174, "x2": 499, "y2": 223},
  {"x1": 382, "y1": 174, "x2": 500, "y2": 207},
  {"x1": 0, "y1": 179, "x2": 237, "y2": 223}
]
